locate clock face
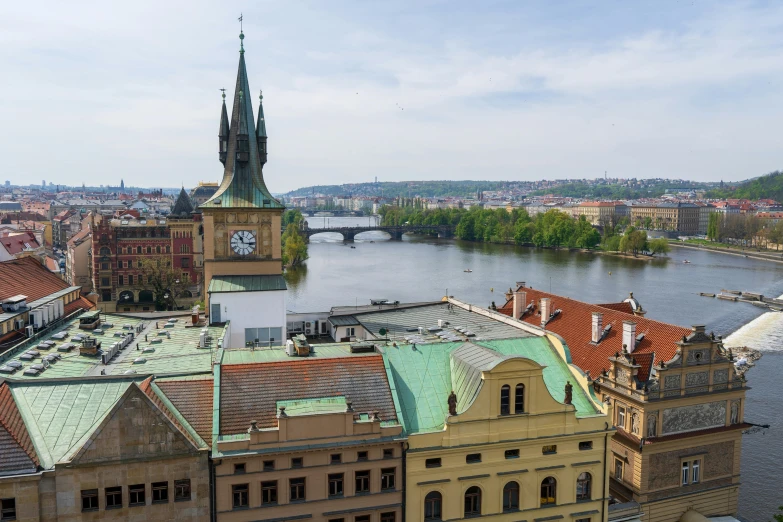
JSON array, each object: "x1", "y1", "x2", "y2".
[{"x1": 230, "y1": 230, "x2": 256, "y2": 256}]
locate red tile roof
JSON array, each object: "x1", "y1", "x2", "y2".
[
  {"x1": 156, "y1": 378, "x2": 214, "y2": 445},
  {"x1": 64, "y1": 296, "x2": 95, "y2": 316},
  {"x1": 219, "y1": 356, "x2": 398, "y2": 435},
  {"x1": 0, "y1": 383, "x2": 39, "y2": 471},
  {"x1": 596, "y1": 302, "x2": 635, "y2": 314},
  {"x1": 138, "y1": 377, "x2": 202, "y2": 448},
  {"x1": 499, "y1": 287, "x2": 691, "y2": 381},
  {"x1": 0, "y1": 232, "x2": 39, "y2": 256},
  {"x1": 0, "y1": 257, "x2": 85, "y2": 303}
]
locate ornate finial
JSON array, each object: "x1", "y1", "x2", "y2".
[
  {"x1": 220, "y1": 88, "x2": 226, "y2": 101},
  {"x1": 238, "y1": 14, "x2": 245, "y2": 52},
  {"x1": 259, "y1": 90, "x2": 263, "y2": 101}
]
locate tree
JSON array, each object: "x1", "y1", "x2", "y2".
[
  {"x1": 134, "y1": 255, "x2": 191, "y2": 311},
  {"x1": 707, "y1": 212, "x2": 720, "y2": 241},
  {"x1": 619, "y1": 227, "x2": 648, "y2": 257},
  {"x1": 281, "y1": 223, "x2": 308, "y2": 267},
  {"x1": 771, "y1": 505, "x2": 783, "y2": 522},
  {"x1": 648, "y1": 238, "x2": 671, "y2": 256}
]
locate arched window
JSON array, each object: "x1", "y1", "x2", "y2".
[
  {"x1": 146, "y1": 246, "x2": 151, "y2": 254},
  {"x1": 464, "y1": 486, "x2": 481, "y2": 517},
  {"x1": 136, "y1": 246, "x2": 142, "y2": 254},
  {"x1": 424, "y1": 491, "x2": 442, "y2": 520},
  {"x1": 515, "y1": 384, "x2": 525, "y2": 413},
  {"x1": 576, "y1": 472, "x2": 591, "y2": 501},
  {"x1": 502, "y1": 481, "x2": 519, "y2": 511},
  {"x1": 156, "y1": 246, "x2": 161, "y2": 254},
  {"x1": 500, "y1": 385, "x2": 510, "y2": 415},
  {"x1": 541, "y1": 477, "x2": 556, "y2": 505}
]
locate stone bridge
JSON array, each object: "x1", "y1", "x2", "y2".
[{"x1": 301, "y1": 224, "x2": 455, "y2": 242}]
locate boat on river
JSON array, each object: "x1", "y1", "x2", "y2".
[{"x1": 464, "y1": 269, "x2": 473, "y2": 273}]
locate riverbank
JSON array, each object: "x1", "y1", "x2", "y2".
[{"x1": 670, "y1": 241, "x2": 783, "y2": 264}]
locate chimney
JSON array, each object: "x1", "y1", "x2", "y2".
[
  {"x1": 512, "y1": 291, "x2": 526, "y2": 319},
  {"x1": 623, "y1": 321, "x2": 637, "y2": 353},
  {"x1": 516, "y1": 281, "x2": 526, "y2": 289},
  {"x1": 540, "y1": 298, "x2": 551, "y2": 327},
  {"x1": 591, "y1": 312, "x2": 603, "y2": 343}
]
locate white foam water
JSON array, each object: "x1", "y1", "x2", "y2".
[{"x1": 724, "y1": 293, "x2": 783, "y2": 352}]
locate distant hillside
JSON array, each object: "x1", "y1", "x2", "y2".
[
  {"x1": 284, "y1": 180, "x2": 515, "y2": 199},
  {"x1": 529, "y1": 179, "x2": 712, "y2": 200},
  {"x1": 706, "y1": 170, "x2": 783, "y2": 201}
]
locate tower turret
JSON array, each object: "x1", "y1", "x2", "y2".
[
  {"x1": 257, "y1": 90, "x2": 267, "y2": 166},
  {"x1": 218, "y1": 90, "x2": 230, "y2": 165}
]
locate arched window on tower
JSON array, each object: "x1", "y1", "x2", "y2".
[
  {"x1": 515, "y1": 384, "x2": 525, "y2": 413},
  {"x1": 500, "y1": 385, "x2": 510, "y2": 415}
]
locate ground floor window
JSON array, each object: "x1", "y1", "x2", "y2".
[{"x1": 245, "y1": 327, "x2": 283, "y2": 347}]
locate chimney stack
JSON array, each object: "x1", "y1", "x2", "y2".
[
  {"x1": 512, "y1": 291, "x2": 526, "y2": 319},
  {"x1": 591, "y1": 312, "x2": 603, "y2": 343},
  {"x1": 516, "y1": 281, "x2": 526, "y2": 289},
  {"x1": 540, "y1": 298, "x2": 551, "y2": 327},
  {"x1": 623, "y1": 321, "x2": 637, "y2": 353}
]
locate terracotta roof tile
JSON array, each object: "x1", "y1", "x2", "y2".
[
  {"x1": 64, "y1": 296, "x2": 95, "y2": 316},
  {"x1": 138, "y1": 377, "x2": 202, "y2": 448},
  {"x1": 0, "y1": 257, "x2": 73, "y2": 302},
  {"x1": 0, "y1": 232, "x2": 39, "y2": 256},
  {"x1": 596, "y1": 302, "x2": 635, "y2": 314},
  {"x1": 500, "y1": 287, "x2": 691, "y2": 381},
  {"x1": 0, "y1": 383, "x2": 39, "y2": 471},
  {"x1": 220, "y1": 356, "x2": 397, "y2": 435},
  {"x1": 156, "y1": 378, "x2": 214, "y2": 445}
]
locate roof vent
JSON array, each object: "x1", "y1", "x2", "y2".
[{"x1": 350, "y1": 342, "x2": 376, "y2": 354}]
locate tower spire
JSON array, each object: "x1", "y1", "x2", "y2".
[
  {"x1": 238, "y1": 13, "x2": 244, "y2": 53},
  {"x1": 218, "y1": 89, "x2": 229, "y2": 165},
  {"x1": 257, "y1": 90, "x2": 267, "y2": 166}
]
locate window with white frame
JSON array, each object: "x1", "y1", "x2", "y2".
[
  {"x1": 681, "y1": 461, "x2": 690, "y2": 485},
  {"x1": 617, "y1": 406, "x2": 626, "y2": 429}
]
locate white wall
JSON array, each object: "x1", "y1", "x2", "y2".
[{"x1": 210, "y1": 290, "x2": 287, "y2": 348}]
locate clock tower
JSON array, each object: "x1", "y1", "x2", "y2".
[{"x1": 200, "y1": 30, "x2": 287, "y2": 347}]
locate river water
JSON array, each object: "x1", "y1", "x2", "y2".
[{"x1": 292, "y1": 217, "x2": 781, "y2": 521}]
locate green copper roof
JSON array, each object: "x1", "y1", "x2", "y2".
[
  {"x1": 201, "y1": 35, "x2": 283, "y2": 210},
  {"x1": 208, "y1": 274, "x2": 287, "y2": 293}
]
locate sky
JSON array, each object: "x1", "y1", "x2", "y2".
[{"x1": 1, "y1": 1, "x2": 782, "y2": 192}]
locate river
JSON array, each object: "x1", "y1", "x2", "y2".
[{"x1": 291, "y1": 216, "x2": 781, "y2": 521}]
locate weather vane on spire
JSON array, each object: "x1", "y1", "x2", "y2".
[
  {"x1": 238, "y1": 13, "x2": 245, "y2": 51},
  {"x1": 238, "y1": 13, "x2": 243, "y2": 31},
  {"x1": 220, "y1": 88, "x2": 226, "y2": 101}
]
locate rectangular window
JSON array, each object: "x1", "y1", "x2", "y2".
[
  {"x1": 101, "y1": 262, "x2": 109, "y2": 270},
  {"x1": 106, "y1": 486, "x2": 122, "y2": 509},
  {"x1": 381, "y1": 513, "x2": 396, "y2": 522},
  {"x1": 329, "y1": 519, "x2": 345, "y2": 522},
  {"x1": 292, "y1": 457, "x2": 304, "y2": 468},
  {"x1": 466, "y1": 453, "x2": 482, "y2": 464},
  {"x1": 579, "y1": 441, "x2": 593, "y2": 451},
  {"x1": 425, "y1": 458, "x2": 442, "y2": 468},
  {"x1": 615, "y1": 459, "x2": 624, "y2": 481},
  {"x1": 381, "y1": 468, "x2": 396, "y2": 490},
  {"x1": 383, "y1": 448, "x2": 394, "y2": 459},
  {"x1": 181, "y1": 257, "x2": 190, "y2": 268},
  {"x1": 261, "y1": 481, "x2": 278, "y2": 505},
  {"x1": 129, "y1": 484, "x2": 145, "y2": 506},
  {"x1": 355, "y1": 470, "x2": 370, "y2": 493},
  {"x1": 128, "y1": 274, "x2": 134, "y2": 285},
  {"x1": 234, "y1": 463, "x2": 246, "y2": 474},
  {"x1": 542, "y1": 445, "x2": 557, "y2": 455},
  {"x1": 515, "y1": 384, "x2": 525, "y2": 413},
  {"x1": 347, "y1": 327, "x2": 355, "y2": 336},
  {"x1": 328, "y1": 473, "x2": 344, "y2": 497},
  {"x1": 152, "y1": 482, "x2": 168, "y2": 503},
  {"x1": 0, "y1": 499, "x2": 15, "y2": 521},
  {"x1": 355, "y1": 516, "x2": 371, "y2": 522},
  {"x1": 263, "y1": 460, "x2": 275, "y2": 471},
  {"x1": 576, "y1": 519, "x2": 592, "y2": 522},
  {"x1": 692, "y1": 460, "x2": 700, "y2": 484},
  {"x1": 127, "y1": 260, "x2": 132, "y2": 268},
  {"x1": 505, "y1": 449, "x2": 520, "y2": 459},
  {"x1": 174, "y1": 480, "x2": 191, "y2": 502},
  {"x1": 331, "y1": 453, "x2": 342, "y2": 464},
  {"x1": 101, "y1": 277, "x2": 110, "y2": 287},
  {"x1": 81, "y1": 489, "x2": 99, "y2": 512},
  {"x1": 617, "y1": 406, "x2": 626, "y2": 429},
  {"x1": 290, "y1": 478, "x2": 306, "y2": 502},
  {"x1": 682, "y1": 461, "x2": 690, "y2": 485},
  {"x1": 118, "y1": 275, "x2": 124, "y2": 286},
  {"x1": 357, "y1": 451, "x2": 368, "y2": 461},
  {"x1": 232, "y1": 484, "x2": 249, "y2": 509}
]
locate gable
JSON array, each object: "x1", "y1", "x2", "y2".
[{"x1": 68, "y1": 384, "x2": 198, "y2": 466}]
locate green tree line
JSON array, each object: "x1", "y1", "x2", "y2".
[
  {"x1": 707, "y1": 212, "x2": 783, "y2": 249},
  {"x1": 707, "y1": 170, "x2": 783, "y2": 201}
]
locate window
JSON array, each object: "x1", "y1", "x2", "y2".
[
  {"x1": 181, "y1": 257, "x2": 190, "y2": 268},
  {"x1": 579, "y1": 441, "x2": 593, "y2": 451},
  {"x1": 617, "y1": 406, "x2": 626, "y2": 429},
  {"x1": 101, "y1": 262, "x2": 109, "y2": 270},
  {"x1": 106, "y1": 486, "x2": 122, "y2": 509},
  {"x1": 263, "y1": 460, "x2": 275, "y2": 471},
  {"x1": 174, "y1": 480, "x2": 191, "y2": 502},
  {"x1": 515, "y1": 384, "x2": 525, "y2": 413},
  {"x1": 503, "y1": 481, "x2": 519, "y2": 511},
  {"x1": 127, "y1": 260, "x2": 132, "y2": 268},
  {"x1": 261, "y1": 481, "x2": 278, "y2": 505},
  {"x1": 156, "y1": 246, "x2": 161, "y2": 254},
  {"x1": 615, "y1": 459, "x2": 624, "y2": 482},
  {"x1": 576, "y1": 519, "x2": 592, "y2": 522},
  {"x1": 129, "y1": 484, "x2": 145, "y2": 506},
  {"x1": 329, "y1": 519, "x2": 345, "y2": 522},
  {"x1": 101, "y1": 277, "x2": 110, "y2": 287},
  {"x1": 102, "y1": 290, "x2": 111, "y2": 301},
  {"x1": 292, "y1": 457, "x2": 303, "y2": 468},
  {"x1": 355, "y1": 517, "x2": 370, "y2": 522},
  {"x1": 146, "y1": 246, "x2": 151, "y2": 254},
  {"x1": 542, "y1": 445, "x2": 557, "y2": 454},
  {"x1": 424, "y1": 491, "x2": 442, "y2": 520},
  {"x1": 357, "y1": 451, "x2": 368, "y2": 461},
  {"x1": 81, "y1": 489, "x2": 99, "y2": 512},
  {"x1": 464, "y1": 486, "x2": 481, "y2": 517},
  {"x1": 331, "y1": 453, "x2": 342, "y2": 464},
  {"x1": 347, "y1": 327, "x2": 355, "y2": 336},
  {"x1": 505, "y1": 449, "x2": 520, "y2": 459},
  {"x1": 500, "y1": 384, "x2": 511, "y2": 415},
  {"x1": 0, "y1": 499, "x2": 15, "y2": 521},
  {"x1": 692, "y1": 460, "x2": 700, "y2": 484},
  {"x1": 682, "y1": 461, "x2": 690, "y2": 485},
  {"x1": 329, "y1": 473, "x2": 344, "y2": 497},
  {"x1": 383, "y1": 448, "x2": 394, "y2": 459},
  {"x1": 137, "y1": 246, "x2": 142, "y2": 254},
  {"x1": 290, "y1": 478, "x2": 306, "y2": 502},
  {"x1": 540, "y1": 477, "x2": 557, "y2": 505},
  {"x1": 381, "y1": 512, "x2": 396, "y2": 522},
  {"x1": 234, "y1": 463, "x2": 246, "y2": 474},
  {"x1": 152, "y1": 482, "x2": 168, "y2": 503},
  {"x1": 425, "y1": 458, "x2": 442, "y2": 468},
  {"x1": 355, "y1": 470, "x2": 370, "y2": 493},
  {"x1": 232, "y1": 484, "x2": 249, "y2": 509},
  {"x1": 381, "y1": 468, "x2": 396, "y2": 490},
  {"x1": 128, "y1": 274, "x2": 134, "y2": 285},
  {"x1": 466, "y1": 453, "x2": 481, "y2": 464},
  {"x1": 118, "y1": 275, "x2": 124, "y2": 286},
  {"x1": 577, "y1": 472, "x2": 592, "y2": 501}
]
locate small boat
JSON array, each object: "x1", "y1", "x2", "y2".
[
  {"x1": 683, "y1": 260, "x2": 691, "y2": 264},
  {"x1": 464, "y1": 269, "x2": 473, "y2": 273},
  {"x1": 350, "y1": 246, "x2": 356, "y2": 249}
]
